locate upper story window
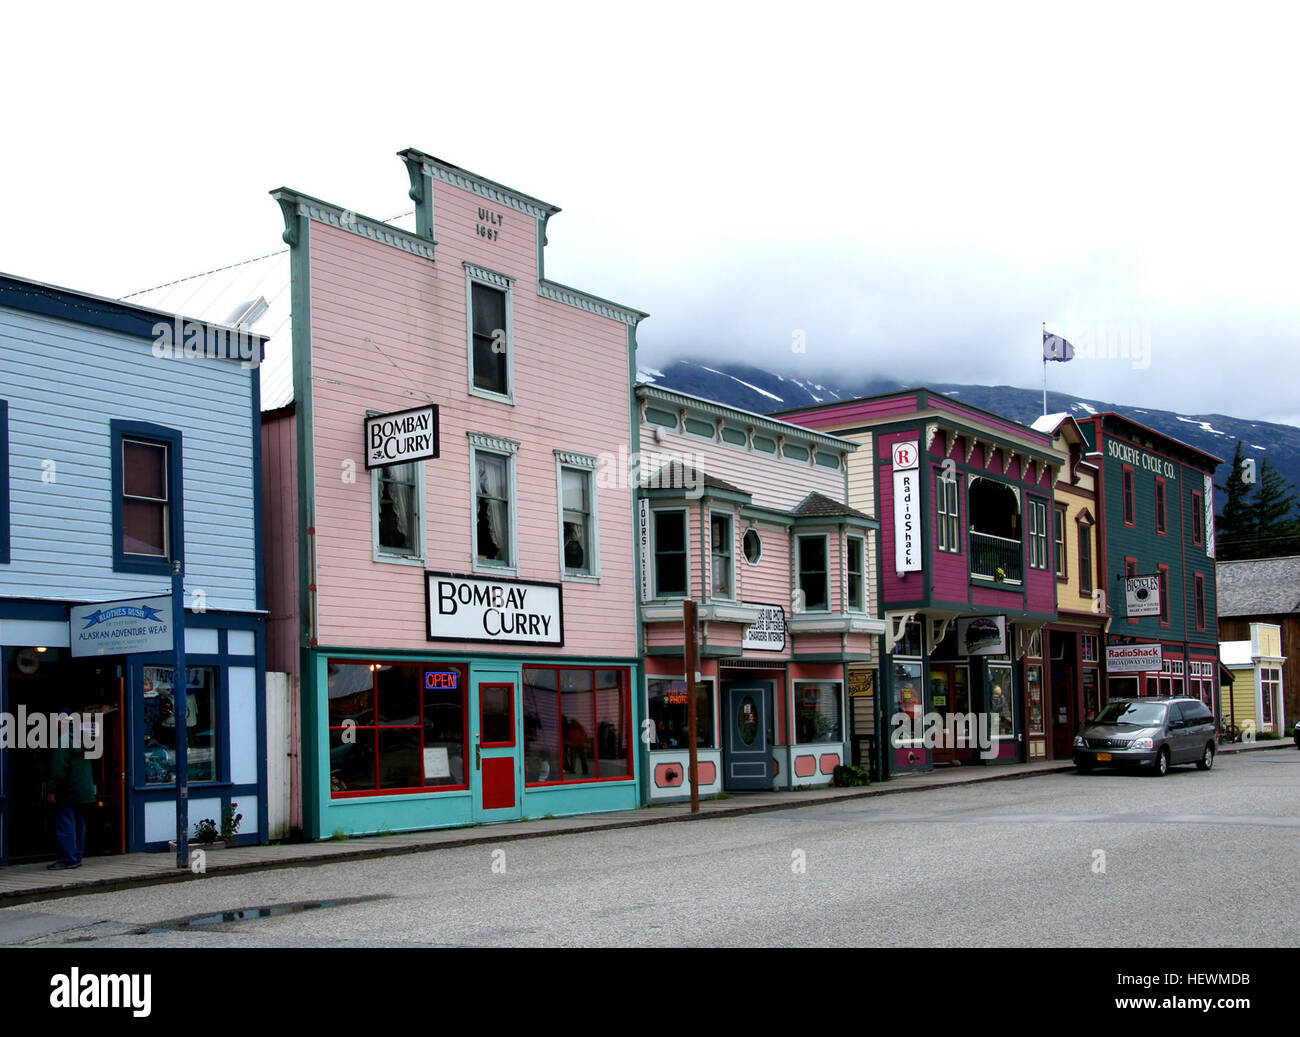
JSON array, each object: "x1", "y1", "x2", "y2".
[
  {"x1": 936, "y1": 470, "x2": 959, "y2": 553},
  {"x1": 653, "y1": 509, "x2": 688, "y2": 598},
  {"x1": 374, "y1": 459, "x2": 424, "y2": 564},
  {"x1": 111, "y1": 420, "x2": 183, "y2": 575},
  {"x1": 1155, "y1": 477, "x2": 1167, "y2": 535},
  {"x1": 846, "y1": 535, "x2": 866, "y2": 612},
  {"x1": 1054, "y1": 505, "x2": 1067, "y2": 578},
  {"x1": 1191, "y1": 490, "x2": 1204, "y2": 546},
  {"x1": 1194, "y1": 574, "x2": 1206, "y2": 630},
  {"x1": 742, "y1": 527, "x2": 762, "y2": 565},
  {"x1": 796, "y1": 534, "x2": 829, "y2": 611},
  {"x1": 466, "y1": 265, "x2": 513, "y2": 403},
  {"x1": 1078, "y1": 520, "x2": 1094, "y2": 595},
  {"x1": 470, "y1": 433, "x2": 519, "y2": 573},
  {"x1": 710, "y1": 512, "x2": 733, "y2": 599},
  {"x1": 557, "y1": 454, "x2": 599, "y2": 579},
  {"x1": 1027, "y1": 499, "x2": 1049, "y2": 570},
  {"x1": 1158, "y1": 565, "x2": 1170, "y2": 624},
  {"x1": 1122, "y1": 466, "x2": 1136, "y2": 526},
  {"x1": 0, "y1": 398, "x2": 9, "y2": 565}
]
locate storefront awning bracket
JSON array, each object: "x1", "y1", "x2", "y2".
[
  {"x1": 884, "y1": 610, "x2": 918, "y2": 655},
  {"x1": 928, "y1": 612, "x2": 959, "y2": 653},
  {"x1": 1015, "y1": 621, "x2": 1047, "y2": 660}
]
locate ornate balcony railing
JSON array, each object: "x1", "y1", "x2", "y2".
[{"x1": 969, "y1": 531, "x2": 1023, "y2": 584}]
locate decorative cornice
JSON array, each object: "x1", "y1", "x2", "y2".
[
  {"x1": 468, "y1": 431, "x2": 520, "y2": 455},
  {"x1": 270, "y1": 189, "x2": 435, "y2": 260},
  {"x1": 464, "y1": 262, "x2": 513, "y2": 289},
  {"x1": 554, "y1": 449, "x2": 598, "y2": 470},
  {"x1": 538, "y1": 280, "x2": 648, "y2": 326},
  {"x1": 419, "y1": 158, "x2": 558, "y2": 220}
]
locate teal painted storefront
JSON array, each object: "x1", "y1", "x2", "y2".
[{"x1": 301, "y1": 647, "x2": 641, "y2": 839}]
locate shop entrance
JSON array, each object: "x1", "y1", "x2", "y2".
[
  {"x1": 722, "y1": 683, "x2": 772, "y2": 790},
  {"x1": 928, "y1": 663, "x2": 970, "y2": 764},
  {"x1": 1050, "y1": 632, "x2": 1077, "y2": 760},
  {"x1": 2, "y1": 648, "x2": 127, "y2": 863},
  {"x1": 472, "y1": 671, "x2": 522, "y2": 823}
]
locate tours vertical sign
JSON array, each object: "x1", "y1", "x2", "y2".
[{"x1": 892, "y1": 441, "x2": 922, "y2": 574}]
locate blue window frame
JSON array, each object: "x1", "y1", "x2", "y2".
[
  {"x1": 110, "y1": 419, "x2": 184, "y2": 575},
  {"x1": 0, "y1": 399, "x2": 9, "y2": 565}
]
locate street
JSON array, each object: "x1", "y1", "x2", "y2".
[{"x1": 4, "y1": 750, "x2": 1298, "y2": 948}]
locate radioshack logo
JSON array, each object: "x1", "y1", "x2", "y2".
[{"x1": 49, "y1": 969, "x2": 151, "y2": 1017}]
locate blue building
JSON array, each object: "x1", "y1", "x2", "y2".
[{"x1": 0, "y1": 273, "x2": 268, "y2": 863}]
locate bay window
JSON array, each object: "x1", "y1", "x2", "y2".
[
  {"x1": 846, "y1": 534, "x2": 866, "y2": 612},
  {"x1": 710, "y1": 512, "x2": 733, "y2": 599},
  {"x1": 796, "y1": 534, "x2": 829, "y2": 611},
  {"x1": 653, "y1": 509, "x2": 688, "y2": 597}
]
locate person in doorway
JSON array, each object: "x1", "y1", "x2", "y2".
[{"x1": 47, "y1": 711, "x2": 97, "y2": 870}]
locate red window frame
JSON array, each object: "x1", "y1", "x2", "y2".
[
  {"x1": 1194, "y1": 574, "x2": 1206, "y2": 631},
  {"x1": 1078, "y1": 520, "x2": 1094, "y2": 595},
  {"x1": 1125, "y1": 557, "x2": 1138, "y2": 624},
  {"x1": 1157, "y1": 564, "x2": 1170, "y2": 626},
  {"x1": 1054, "y1": 505, "x2": 1068, "y2": 581},
  {"x1": 479, "y1": 682, "x2": 516, "y2": 748},
  {"x1": 522, "y1": 665, "x2": 634, "y2": 787},
  {"x1": 1154, "y1": 477, "x2": 1167, "y2": 536},
  {"x1": 1122, "y1": 466, "x2": 1136, "y2": 527},
  {"x1": 1191, "y1": 490, "x2": 1204, "y2": 546},
  {"x1": 328, "y1": 660, "x2": 470, "y2": 798}
]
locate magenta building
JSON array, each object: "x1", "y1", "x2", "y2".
[
  {"x1": 263, "y1": 150, "x2": 648, "y2": 837},
  {"x1": 778, "y1": 389, "x2": 1069, "y2": 775}
]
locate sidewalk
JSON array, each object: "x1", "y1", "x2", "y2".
[{"x1": 2, "y1": 742, "x2": 1291, "y2": 907}]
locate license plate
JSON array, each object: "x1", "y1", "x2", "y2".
[{"x1": 1097, "y1": 752, "x2": 1112, "y2": 761}]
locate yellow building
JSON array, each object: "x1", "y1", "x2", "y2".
[{"x1": 1221, "y1": 622, "x2": 1287, "y2": 737}]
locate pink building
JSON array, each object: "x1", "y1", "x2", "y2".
[
  {"x1": 263, "y1": 150, "x2": 648, "y2": 837},
  {"x1": 634, "y1": 385, "x2": 886, "y2": 799}
]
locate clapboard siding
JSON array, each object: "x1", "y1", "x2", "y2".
[
  {"x1": 306, "y1": 204, "x2": 637, "y2": 655},
  {"x1": 0, "y1": 306, "x2": 257, "y2": 609},
  {"x1": 261, "y1": 410, "x2": 299, "y2": 673}
]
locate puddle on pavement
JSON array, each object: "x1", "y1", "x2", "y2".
[{"x1": 135, "y1": 894, "x2": 392, "y2": 934}]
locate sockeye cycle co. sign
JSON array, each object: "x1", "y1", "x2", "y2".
[
  {"x1": 365, "y1": 405, "x2": 440, "y2": 469},
  {"x1": 426, "y1": 572, "x2": 564, "y2": 645}
]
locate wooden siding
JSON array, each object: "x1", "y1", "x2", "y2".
[
  {"x1": 262, "y1": 409, "x2": 299, "y2": 674},
  {"x1": 0, "y1": 305, "x2": 258, "y2": 610}
]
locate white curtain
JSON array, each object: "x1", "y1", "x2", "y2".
[{"x1": 478, "y1": 455, "x2": 507, "y2": 559}]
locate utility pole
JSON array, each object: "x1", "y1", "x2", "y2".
[
  {"x1": 172, "y1": 560, "x2": 188, "y2": 868},
  {"x1": 684, "y1": 599, "x2": 700, "y2": 815}
]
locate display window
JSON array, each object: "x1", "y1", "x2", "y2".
[
  {"x1": 794, "y1": 681, "x2": 843, "y2": 744},
  {"x1": 142, "y1": 665, "x2": 217, "y2": 785},
  {"x1": 523, "y1": 666, "x2": 631, "y2": 785},
  {"x1": 646, "y1": 677, "x2": 715, "y2": 750}
]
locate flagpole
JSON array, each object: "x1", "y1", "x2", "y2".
[{"x1": 1042, "y1": 321, "x2": 1047, "y2": 415}]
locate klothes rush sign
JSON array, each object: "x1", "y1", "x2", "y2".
[
  {"x1": 365, "y1": 405, "x2": 439, "y2": 469},
  {"x1": 426, "y1": 572, "x2": 564, "y2": 645}
]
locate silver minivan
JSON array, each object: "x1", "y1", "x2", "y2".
[{"x1": 1073, "y1": 696, "x2": 1217, "y2": 776}]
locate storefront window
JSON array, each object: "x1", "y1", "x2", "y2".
[
  {"x1": 893, "y1": 662, "x2": 923, "y2": 745},
  {"x1": 142, "y1": 665, "x2": 217, "y2": 784},
  {"x1": 794, "y1": 681, "x2": 842, "y2": 744},
  {"x1": 646, "y1": 677, "x2": 715, "y2": 750},
  {"x1": 1026, "y1": 664, "x2": 1044, "y2": 735},
  {"x1": 523, "y1": 666, "x2": 630, "y2": 784},
  {"x1": 1083, "y1": 668, "x2": 1100, "y2": 720},
  {"x1": 328, "y1": 661, "x2": 467, "y2": 795},
  {"x1": 987, "y1": 663, "x2": 1014, "y2": 736}
]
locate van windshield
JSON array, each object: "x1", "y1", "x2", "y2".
[{"x1": 1095, "y1": 701, "x2": 1167, "y2": 727}]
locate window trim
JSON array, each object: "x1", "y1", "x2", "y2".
[
  {"x1": 1194, "y1": 573, "x2": 1206, "y2": 631},
  {"x1": 522, "y1": 665, "x2": 634, "y2": 787},
  {"x1": 110, "y1": 419, "x2": 184, "y2": 575},
  {"x1": 1157, "y1": 563, "x2": 1171, "y2": 626},
  {"x1": 936, "y1": 468, "x2": 960, "y2": 553},
  {"x1": 1154, "y1": 476, "x2": 1168, "y2": 536},
  {"x1": 1122, "y1": 465, "x2": 1136, "y2": 528},
  {"x1": 709, "y1": 509, "x2": 735, "y2": 601},
  {"x1": 646, "y1": 673, "x2": 718, "y2": 751},
  {"x1": 742, "y1": 526, "x2": 763, "y2": 566},
  {"x1": 370, "y1": 432, "x2": 427, "y2": 567},
  {"x1": 469, "y1": 432, "x2": 520, "y2": 577},
  {"x1": 846, "y1": 533, "x2": 867, "y2": 613},
  {"x1": 0, "y1": 399, "x2": 8, "y2": 565},
  {"x1": 1077, "y1": 515, "x2": 1094, "y2": 595},
  {"x1": 1027, "y1": 498, "x2": 1049, "y2": 570},
  {"x1": 1191, "y1": 489, "x2": 1204, "y2": 546},
  {"x1": 795, "y1": 532, "x2": 831, "y2": 613},
  {"x1": 464, "y1": 263, "x2": 515, "y2": 405},
  {"x1": 651, "y1": 506, "x2": 690, "y2": 600},
  {"x1": 1053, "y1": 505, "x2": 1068, "y2": 581},
  {"x1": 1125, "y1": 556, "x2": 1138, "y2": 624},
  {"x1": 792, "y1": 679, "x2": 845, "y2": 746},
  {"x1": 555, "y1": 451, "x2": 600, "y2": 583}
]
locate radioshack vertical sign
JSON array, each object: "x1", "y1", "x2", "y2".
[
  {"x1": 426, "y1": 572, "x2": 564, "y2": 645},
  {"x1": 892, "y1": 441, "x2": 922, "y2": 574},
  {"x1": 365, "y1": 405, "x2": 439, "y2": 469}
]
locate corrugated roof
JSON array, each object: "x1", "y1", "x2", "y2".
[{"x1": 1216, "y1": 555, "x2": 1300, "y2": 617}]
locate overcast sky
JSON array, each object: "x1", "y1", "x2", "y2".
[{"x1": 3, "y1": 2, "x2": 1297, "y2": 425}]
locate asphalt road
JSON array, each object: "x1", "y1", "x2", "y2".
[{"x1": 4, "y1": 749, "x2": 1298, "y2": 948}]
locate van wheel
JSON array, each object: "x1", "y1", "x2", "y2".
[
  {"x1": 1196, "y1": 743, "x2": 1214, "y2": 771},
  {"x1": 1153, "y1": 748, "x2": 1170, "y2": 776}
]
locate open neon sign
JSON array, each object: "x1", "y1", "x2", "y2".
[{"x1": 424, "y1": 670, "x2": 460, "y2": 690}]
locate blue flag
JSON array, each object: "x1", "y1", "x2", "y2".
[{"x1": 1043, "y1": 329, "x2": 1075, "y2": 362}]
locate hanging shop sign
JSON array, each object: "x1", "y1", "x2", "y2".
[
  {"x1": 892, "y1": 441, "x2": 922, "y2": 574},
  {"x1": 69, "y1": 595, "x2": 173, "y2": 658},
  {"x1": 1106, "y1": 643, "x2": 1163, "y2": 673},
  {"x1": 1124, "y1": 574, "x2": 1161, "y2": 617},
  {"x1": 426, "y1": 572, "x2": 564, "y2": 645},
  {"x1": 742, "y1": 604, "x2": 786, "y2": 652},
  {"x1": 637, "y1": 499, "x2": 652, "y2": 603},
  {"x1": 364, "y1": 404, "x2": 439, "y2": 469},
  {"x1": 957, "y1": 615, "x2": 1007, "y2": 656}
]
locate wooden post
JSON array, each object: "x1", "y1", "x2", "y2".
[{"x1": 684, "y1": 599, "x2": 700, "y2": 814}]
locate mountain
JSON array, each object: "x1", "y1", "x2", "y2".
[{"x1": 636, "y1": 359, "x2": 1300, "y2": 510}]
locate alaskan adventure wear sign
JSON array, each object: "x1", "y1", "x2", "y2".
[
  {"x1": 69, "y1": 595, "x2": 173, "y2": 657},
  {"x1": 426, "y1": 572, "x2": 564, "y2": 645}
]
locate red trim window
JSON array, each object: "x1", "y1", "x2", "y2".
[
  {"x1": 1157, "y1": 564, "x2": 1170, "y2": 626},
  {"x1": 1054, "y1": 505, "x2": 1068, "y2": 581},
  {"x1": 328, "y1": 660, "x2": 469, "y2": 797},
  {"x1": 1191, "y1": 490, "x2": 1204, "y2": 546},
  {"x1": 1194, "y1": 574, "x2": 1206, "y2": 631},
  {"x1": 1122, "y1": 466, "x2": 1136, "y2": 527},
  {"x1": 1125, "y1": 557, "x2": 1138, "y2": 623},
  {"x1": 522, "y1": 666, "x2": 632, "y2": 786},
  {"x1": 1078, "y1": 519, "x2": 1094, "y2": 595},
  {"x1": 1154, "y1": 477, "x2": 1167, "y2": 536},
  {"x1": 479, "y1": 682, "x2": 515, "y2": 747}
]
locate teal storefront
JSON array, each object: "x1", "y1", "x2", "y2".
[{"x1": 301, "y1": 648, "x2": 641, "y2": 839}]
